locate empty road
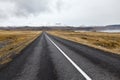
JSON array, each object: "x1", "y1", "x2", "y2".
[{"x1": 0, "y1": 32, "x2": 120, "y2": 80}]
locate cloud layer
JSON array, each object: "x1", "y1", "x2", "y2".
[
  {"x1": 0, "y1": 0, "x2": 57, "y2": 17},
  {"x1": 0, "y1": 0, "x2": 120, "y2": 26}
]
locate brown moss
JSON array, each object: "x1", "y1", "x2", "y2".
[
  {"x1": 0, "y1": 31, "x2": 41, "y2": 64},
  {"x1": 48, "y1": 31, "x2": 120, "y2": 54}
]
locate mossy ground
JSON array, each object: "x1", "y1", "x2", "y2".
[
  {"x1": 0, "y1": 30, "x2": 41, "y2": 64},
  {"x1": 48, "y1": 31, "x2": 120, "y2": 54}
]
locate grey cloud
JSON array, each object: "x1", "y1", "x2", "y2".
[
  {"x1": 0, "y1": 0, "x2": 120, "y2": 26},
  {"x1": 56, "y1": 0, "x2": 63, "y2": 12},
  {"x1": 13, "y1": 0, "x2": 51, "y2": 15},
  {"x1": 0, "y1": 0, "x2": 58, "y2": 18}
]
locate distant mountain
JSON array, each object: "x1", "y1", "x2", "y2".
[
  {"x1": 105, "y1": 25, "x2": 120, "y2": 30},
  {"x1": 106, "y1": 25, "x2": 120, "y2": 27},
  {"x1": 0, "y1": 24, "x2": 120, "y2": 31}
]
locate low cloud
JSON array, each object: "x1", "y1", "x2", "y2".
[
  {"x1": 13, "y1": 0, "x2": 51, "y2": 15},
  {"x1": 0, "y1": 0, "x2": 120, "y2": 26},
  {"x1": 0, "y1": 0, "x2": 58, "y2": 18}
]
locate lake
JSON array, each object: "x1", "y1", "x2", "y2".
[{"x1": 99, "y1": 30, "x2": 120, "y2": 33}]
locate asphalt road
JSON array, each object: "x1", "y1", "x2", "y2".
[{"x1": 0, "y1": 32, "x2": 120, "y2": 80}]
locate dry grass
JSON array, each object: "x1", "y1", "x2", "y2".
[
  {"x1": 0, "y1": 30, "x2": 41, "y2": 64},
  {"x1": 48, "y1": 31, "x2": 120, "y2": 54}
]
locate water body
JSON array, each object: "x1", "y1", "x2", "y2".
[{"x1": 99, "y1": 30, "x2": 120, "y2": 33}]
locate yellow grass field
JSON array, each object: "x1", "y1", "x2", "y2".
[
  {"x1": 48, "y1": 31, "x2": 120, "y2": 55},
  {"x1": 0, "y1": 30, "x2": 41, "y2": 64}
]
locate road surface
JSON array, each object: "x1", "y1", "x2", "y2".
[{"x1": 0, "y1": 32, "x2": 120, "y2": 80}]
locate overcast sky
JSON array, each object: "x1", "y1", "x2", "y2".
[{"x1": 0, "y1": 0, "x2": 120, "y2": 26}]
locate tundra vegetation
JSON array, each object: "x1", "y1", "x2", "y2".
[
  {"x1": 0, "y1": 30, "x2": 41, "y2": 64},
  {"x1": 48, "y1": 31, "x2": 120, "y2": 54}
]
